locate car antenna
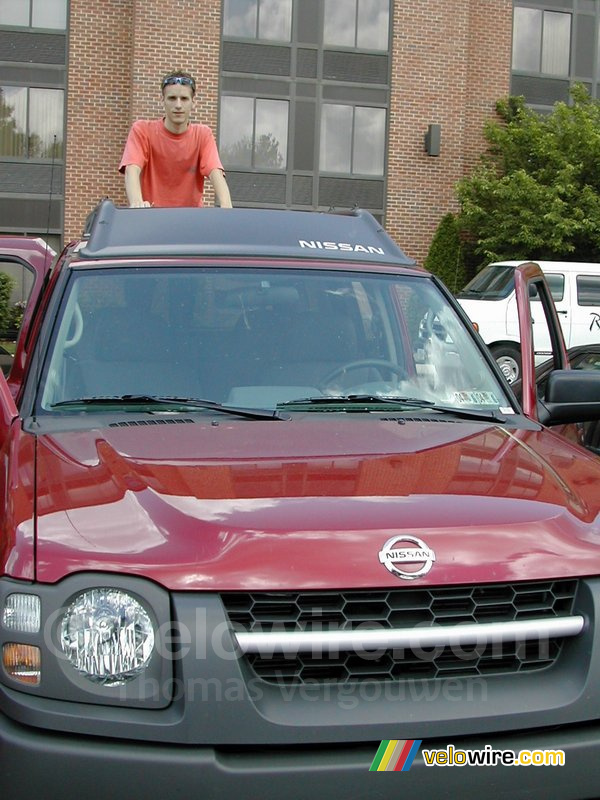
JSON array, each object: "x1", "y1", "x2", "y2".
[
  {"x1": 45, "y1": 134, "x2": 57, "y2": 262},
  {"x1": 31, "y1": 134, "x2": 58, "y2": 426}
]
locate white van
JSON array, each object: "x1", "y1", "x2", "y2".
[{"x1": 457, "y1": 260, "x2": 600, "y2": 382}]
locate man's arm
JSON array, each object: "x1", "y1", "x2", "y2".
[
  {"x1": 209, "y1": 168, "x2": 233, "y2": 208},
  {"x1": 124, "y1": 164, "x2": 152, "y2": 207}
]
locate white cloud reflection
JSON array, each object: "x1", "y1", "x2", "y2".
[{"x1": 324, "y1": 0, "x2": 389, "y2": 50}]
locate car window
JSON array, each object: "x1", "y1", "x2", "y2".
[
  {"x1": 530, "y1": 273, "x2": 564, "y2": 302},
  {"x1": 37, "y1": 266, "x2": 512, "y2": 414},
  {"x1": 576, "y1": 274, "x2": 600, "y2": 306},
  {"x1": 528, "y1": 280, "x2": 560, "y2": 364},
  {"x1": 457, "y1": 264, "x2": 515, "y2": 300},
  {"x1": 0, "y1": 259, "x2": 37, "y2": 376},
  {"x1": 573, "y1": 352, "x2": 600, "y2": 370},
  {"x1": 0, "y1": 260, "x2": 35, "y2": 338}
]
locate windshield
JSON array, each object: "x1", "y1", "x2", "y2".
[
  {"x1": 37, "y1": 266, "x2": 512, "y2": 414},
  {"x1": 457, "y1": 264, "x2": 516, "y2": 300}
]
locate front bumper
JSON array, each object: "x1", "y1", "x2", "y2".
[{"x1": 1, "y1": 712, "x2": 600, "y2": 800}]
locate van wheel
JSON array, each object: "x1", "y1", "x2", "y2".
[{"x1": 491, "y1": 345, "x2": 521, "y2": 384}]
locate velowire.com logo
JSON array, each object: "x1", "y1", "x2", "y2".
[
  {"x1": 369, "y1": 739, "x2": 422, "y2": 771},
  {"x1": 369, "y1": 740, "x2": 566, "y2": 770}
]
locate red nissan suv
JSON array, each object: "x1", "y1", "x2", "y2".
[{"x1": 1, "y1": 201, "x2": 600, "y2": 798}]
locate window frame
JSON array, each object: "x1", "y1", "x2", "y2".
[
  {"x1": 219, "y1": 95, "x2": 290, "y2": 171},
  {"x1": 323, "y1": 0, "x2": 391, "y2": 52},
  {"x1": 222, "y1": 0, "x2": 293, "y2": 42},
  {"x1": 512, "y1": 5, "x2": 572, "y2": 77},
  {"x1": 0, "y1": 0, "x2": 68, "y2": 31},
  {"x1": 576, "y1": 274, "x2": 600, "y2": 307},
  {"x1": 319, "y1": 102, "x2": 386, "y2": 176},
  {"x1": 0, "y1": 85, "x2": 65, "y2": 161},
  {"x1": 530, "y1": 273, "x2": 565, "y2": 303}
]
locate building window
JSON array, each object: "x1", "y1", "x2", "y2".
[
  {"x1": 221, "y1": 0, "x2": 389, "y2": 213},
  {"x1": 324, "y1": 0, "x2": 389, "y2": 51},
  {"x1": 512, "y1": 6, "x2": 571, "y2": 75},
  {"x1": 0, "y1": 0, "x2": 67, "y2": 29},
  {"x1": 320, "y1": 104, "x2": 385, "y2": 175},
  {"x1": 220, "y1": 96, "x2": 289, "y2": 168},
  {"x1": 0, "y1": 86, "x2": 64, "y2": 159},
  {"x1": 223, "y1": 0, "x2": 292, "y2": 41}
]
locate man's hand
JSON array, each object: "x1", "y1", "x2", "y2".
[{"x1": 124, "y1": 164, "x2": 151, "y2": 207}]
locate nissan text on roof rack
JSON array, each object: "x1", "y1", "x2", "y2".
[{"x1": 1, "y1": 201, "x2": 600, "y2": 799}]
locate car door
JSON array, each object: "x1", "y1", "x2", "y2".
[{"x1": 513, "y1": 262, "x2": 569, "y2": 420}]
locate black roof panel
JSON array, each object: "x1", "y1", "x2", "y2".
[{"x1": 78, "y1": 200, "x2": 415, "y2": 265}]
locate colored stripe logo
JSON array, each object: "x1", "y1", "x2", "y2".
[{"x1": 370, "y1": 739, "x2": 422, "y2": 772}]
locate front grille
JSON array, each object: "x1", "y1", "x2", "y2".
[{"x1": 222, "y1": 580, "x2": 578, "y2": 685}]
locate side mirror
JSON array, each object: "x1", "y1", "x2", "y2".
[{"x1": 539, "y1": 369, "x2": 600, "y2": 426}]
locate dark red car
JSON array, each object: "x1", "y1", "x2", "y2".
[{"x1": 1, "y1": 202, "x2": 600, "y2": 798}]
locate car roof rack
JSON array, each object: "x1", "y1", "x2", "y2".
[{"x1": 77, "y1": 199, "x2": 415, "y2": 265}]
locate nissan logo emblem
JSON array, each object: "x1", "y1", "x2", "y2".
[{"x1": 378, "y1": 535, "x2": 436, "y2": 580}]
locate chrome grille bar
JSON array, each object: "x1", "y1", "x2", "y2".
[{"x1": 235, "y1": 615, "x2": 585, "y2": 655}]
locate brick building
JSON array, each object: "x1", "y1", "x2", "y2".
[{"x1": 0, "y1": 1, "x2": 594, "y2": 265}]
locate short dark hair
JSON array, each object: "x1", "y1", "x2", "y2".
[{"x1": 161, "y1": 70, "x2": 196, "y2": 95}]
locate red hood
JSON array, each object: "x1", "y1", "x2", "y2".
[{"x1": 31, "y1": 417, "x2": 600, "y2": 589}]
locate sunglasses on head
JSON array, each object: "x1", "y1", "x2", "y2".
[{"x1": 162, "y1": 76, "x2": 196, "y2": 92}]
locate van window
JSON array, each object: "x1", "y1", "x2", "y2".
[
  {"x1": 531, "y1": 273, "x2": 564, "y2": 302},
  {"x1": 529, "y1": 280, "x2": 559, "y2": 363},
  {"x1": 457, "y1": 264, "x2": 515, "y2": 300},
  {"x1": 576, "y1": 275, "x2": 600, "y2": 306}
]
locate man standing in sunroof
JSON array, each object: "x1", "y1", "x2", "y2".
[{"x1": 119, "y1": 70, "x2": 232, "y2": 209}]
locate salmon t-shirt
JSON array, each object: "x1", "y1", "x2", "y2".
[{"x1": 119, "y1": 119, "x2": 225, "y2": 207}]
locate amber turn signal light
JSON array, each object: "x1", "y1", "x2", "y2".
[{"x1": 2, "y1": 643, "x2": 41, "y2": 685}]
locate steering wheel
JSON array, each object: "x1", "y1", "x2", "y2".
[
  {"x1": 420, "y1": 309, "x2": 447, "y2": 343},
  {"x1": 318, "y1": 359, "x2": 406, "y2": 391}
]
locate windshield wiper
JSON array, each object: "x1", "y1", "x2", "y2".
[
  {"x1": 50, "y1": 395, "x2": 288, "y2": 421},
  {"x1": 278, "y1": 395, "x2": 507, "y2": 422}
]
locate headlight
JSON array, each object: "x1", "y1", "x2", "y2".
[
  {"x1": 60, "y1": 588, "x2": 155, "y2": 686},
  {"x1": 1, "y1": 575, "x2": 170, "y2": 707}
]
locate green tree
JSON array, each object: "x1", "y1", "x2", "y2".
[
  {"x1": 424, "y1": 213, "x2": 468, "y2": 293},
  {"x1": 222, "y1": 132, "x2": 283, "y2": 169},
  {"x1": 0, "y1": 273, "x2": 15, "y2": 337},
  {"x1": 457, "y1": 84, "x2": 600, "y2": 265}
]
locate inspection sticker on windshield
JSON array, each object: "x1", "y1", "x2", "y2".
[{"x1": 452, "y1": 391, "x2": 501, "y2": 406}]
